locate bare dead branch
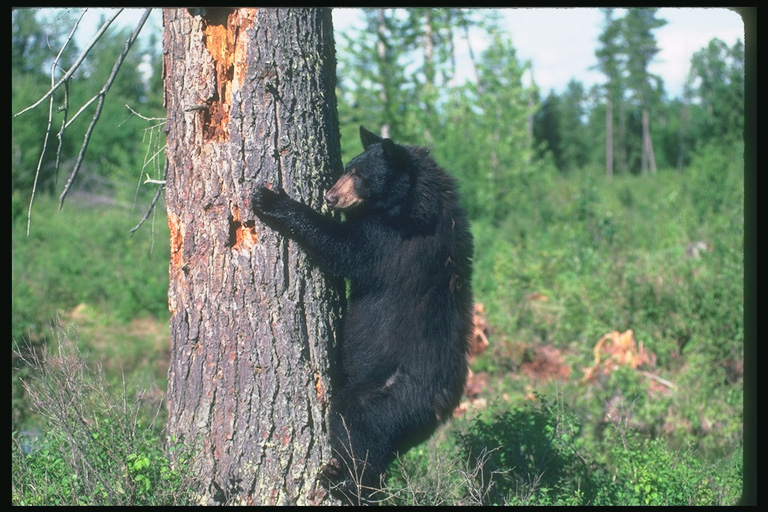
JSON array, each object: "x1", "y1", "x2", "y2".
[
  {"x1": 125, "y1": 103, "x2": 167, "y2": 236},
  {"x1": 124, "y1": 103, "x2": 165, "y2": 122},
  {"x1": 641, "y1": 370, "x2": 677, "y2": 390},
  {"x1": 22, "y1": 8, "x2": 156, "y2": 234},
  {"x1": 54, "y1": 80, "x2": 70, "y2": 182},
  {"x1": 462, "y1": 18, "x2": 483, "y2": 94},
  {"x1": 25, "y1": 12, "x2": 84, "y2": 236},
  {"x1": 14, "y1": 9, "x2": 124, "y2": 118},
  {"x1": 58, "y1": 8, "x2": 153, "y2": 210},
  {"x1": 143, "y1": 173, "x2": 167, "y2": 185},
  {"x1": 129, "y1": 160, "x2": 167, "y2": 236}
]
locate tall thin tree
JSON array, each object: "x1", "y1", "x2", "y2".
[
  {"x1": 622, "y1": 8, "x2": 666, "y2": 175},
  {"x1": 594, "y1": 8, "x2": 624, "y2": 178}
]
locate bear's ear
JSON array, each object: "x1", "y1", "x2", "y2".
[
  {"x1": 381, "y1": 138, "x2": 411, "y2": 166},
  {"x1": 360, "y1": 125, "x2": 383, "y2": 150}
]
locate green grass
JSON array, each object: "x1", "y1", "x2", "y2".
[{"x1": 12, "y1": 193, "x2": 170, "y2": 340}]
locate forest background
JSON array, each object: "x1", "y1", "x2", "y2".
[{"x1": 12, "y1": 7, "x2": 752, "y2": 505}]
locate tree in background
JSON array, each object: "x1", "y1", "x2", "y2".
[
  {"x1": 685, "y1": 38, "x2": 744, "y2": 147},
  {"x1": 12, "y1": 9, "x2": 163, "y2": 211},
  {"x1": 594, "y1": 8, "x2": 626, "y2": 177},
  {"x1": 533, "y1": 90, "x2": 562, "y2": 167},
  {"x1": 337, "y1": 9, "x2": 537, "y2": 222},
  {"x1": 440, "y1": 33, "x2": 537, "y2": 222},
  {"x1": 12, "y1": 9, "x2": 77, "y2": 195},
  {"x1": 557, "y1": 80, "x2": 589, "y2": 173},
  {"x1": 592, "y1": 8, "x2": 667, "y2": 175},
  {"x1": 336, "y1": 8, "x2": 497, "y2": 159},
  {"x1": 335, "y1": 8, "x2": 413, "y2": 144},
  {"x1": 534, "y1": 80, "x2": 589, "y2": 174},
  {"x1": 622, "y1": 8, "x2": 667, "y2": 175}
]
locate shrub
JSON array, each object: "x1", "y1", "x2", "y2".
[
  {"x1": 455, "y1": 397, "x2": 617, "y2": 505},
  {"x1": 449, "y1": 397, "x2": 741, "y2": 505},
  {"x1": 12, "y1": 327, "x2": 194, "y2": 506},
  {"x1": 600, "y1": 424, "x2": 742, "y2": 505}
]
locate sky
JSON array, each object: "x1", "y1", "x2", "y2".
[
  {"x1": 62, "y1": 7, "x2": 745, "y2": 100},
  {"x1": 332, "y1": 7, "x2": 745, "y2": 100}
]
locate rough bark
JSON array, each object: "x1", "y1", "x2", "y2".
[
  {"x1": 605, "y1": 97, "x2": 613, "y2": 179},
  {"x1": 376, "y1": 9, "x2": 391, "y2": 139},
  {"x1": 162, "y1": 8, "x2": 344, "y2": 505},
  {"x1": 641, "y1": 107, "x2": 658, "y2": 174}
]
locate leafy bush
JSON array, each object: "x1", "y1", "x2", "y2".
[
  {"x1": 454, "y1": 397, "x2": 615, "y2": 505},
  {"x1": 599, "y1": 424, "x2": 742, "y2": 505},
  {"x1": 12, "y1": 327, "x2": 194, "y2": 506},
  {"x1": 383, "y1": 395, "x2": 742, "y2": 505}
]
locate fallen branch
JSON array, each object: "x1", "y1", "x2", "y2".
[{"x1": 640, "y1": 370, "x2": 677, "y2": 390}]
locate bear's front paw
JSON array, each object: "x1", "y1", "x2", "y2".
[
  {"x1": 320, "y1": 457, "x2": 343, "y2": 483},
  {"x1": 252, "y1": 184, "x2": 287, "y2": 217}
]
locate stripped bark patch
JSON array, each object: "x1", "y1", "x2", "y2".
[{"x1": 198, "y1": 8, "x2": 255, "y2": 142}]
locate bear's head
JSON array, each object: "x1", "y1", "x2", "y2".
[{"x1": 324, "y1": 126, "x2": 413, "y2": 214}]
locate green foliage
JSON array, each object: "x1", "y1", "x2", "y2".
[
  {"x1": 12, "y1": 8, "x2": 165, "y2": 199},
  {"x1": 599, "y1": 425, "x2": 742, "y2": 505},
  {"x1": 13, "y1": 428, "x2": 192, "y2": 506},
  {"x1": 335, "y1": 8, "x2": 416, "y2": 146},
  {"x1": 12, "y1": 195, "x2": 170, "y2": 344},
  {"x1": 686, "y1": 38, "x2": 744, "y2": 146},
  {"x1": 467, "y1": 139, "x2": 743, "y2": 483},
  {"x1": 456, "y1": 397, "x2": 611, "y2": 505},
  {"x1": 440, "y1": 34, "x2": 539, "y2": 222},
  {"x1": 12, "y1": 23, "x2": 67, "y2": 194},
  {"x1": 12, "y1": 330, "x2": 196, "y2": 506},
  {"x1": 534, "y1": 81, "x2": 590, "y2": 173},
  {"x1": 336, "y1": 8, "x2": 498, "y2": 160},
  {"x1": 13, "y1": 8, "x2": 76, "y2": 74},
  {"x1": 387, "y1": 397, "x2": 742, "y2": 505},
  {"x1": 622, "y1": 8, "x2": 667, "y2": 104}
]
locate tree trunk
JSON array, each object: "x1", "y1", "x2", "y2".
[
  {"x1": 640, "y1": 107, "x2": 648, "y2": 174},
  {"x1": 605, "y1": 96, "x2": 613, "y2": 179},
  {"x1": 376, "y1": 9, "x2": 391, "y2": 139},
  {"x1": 641, "y1": 107, "x2": 657, "y2": 174},
  {"x1": 677, "y1": 99, "x2": 687, "y2": 170},
  {"x1": 645, "y1": 107, "x2": 658, "y2": 174},
  {"x1": 617, "y1": 103, "x2": 628, "y2": 173},
  {"x1": 162, "y1": 8, "x2": 344, "y2": 505}
]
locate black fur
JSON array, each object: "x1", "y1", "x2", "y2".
[{"x1": 252, "y1": 126, "x2": 474, "y2": 501}]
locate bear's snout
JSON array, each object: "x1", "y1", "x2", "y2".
[
  {"x1": 324, "y1": 190, "x2": 339, "y2": 208},
  {"x1": 325, "y1": 174, "x2": 362, "y2": 211}
]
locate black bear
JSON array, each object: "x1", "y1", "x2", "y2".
[{"x1": 252, "y1": 126, "x2": 474, "y2": 502}]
